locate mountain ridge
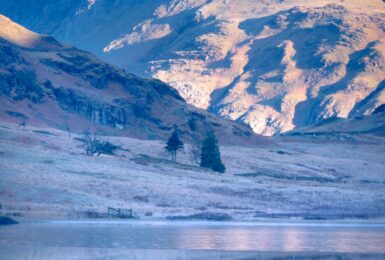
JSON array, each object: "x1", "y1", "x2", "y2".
[
  {"x1": 1, "y1": 0, "x2": 384, "y2": 135},
  {"x1": 0, "y1": 15, "x2": 256, "y2": 143}
]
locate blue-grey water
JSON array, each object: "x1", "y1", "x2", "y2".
[{"x1": 1, "y1": 220, "x2": 385, "y2": 259}]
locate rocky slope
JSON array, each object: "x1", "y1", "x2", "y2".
[
  {"x1": 0, "y1": 15, "x2": 254, "y2": 141},
  {"x1": 1, "y1": 0, "x2": 385, "y2": 135}
]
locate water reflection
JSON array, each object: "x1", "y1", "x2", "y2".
[
  {"x1": 175, "y1": 228, "x2": 259, "y2": 250},
  {"x1": 2, "y1": 247, "x2": 385, "y2": 260},
  {"x1": 1, "y1": 221, "x2": 385, "y2": 257},
  {"x1": 168, "y1": 224, "x2": 385, "y2": 252},
  {"x1": 282, "y1": 228, "x2": 305, "y2": 251}
]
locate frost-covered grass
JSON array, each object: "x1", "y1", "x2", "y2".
[{"x1": 0, "y1": 122, "x2": 384, "y2": 220}]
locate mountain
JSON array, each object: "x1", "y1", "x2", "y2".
[
  {"x1": 285, "y1": 108, "x2": 385, "y2": 137},
  {"x1": 0, "y1": 15, "x2": 255, "y2": 141},
  {"x1": 1, "y1": 0, "x2": 384, "y2": 135}
]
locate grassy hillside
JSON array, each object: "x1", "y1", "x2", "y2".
[{"x1": 1, "y1": 122, "x2": 384, "y2": 220}]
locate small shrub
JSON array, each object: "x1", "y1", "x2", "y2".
[
  {"x1": 80, "y1": 130, "x2": 120, "y2": 156},
  {"x1": 96, "y1": 141, "x2": 119, "y2": 155},
  {"x1": 43, "y1": 159, "x2": 54, "y2": 164}
]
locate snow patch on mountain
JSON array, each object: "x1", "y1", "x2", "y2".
[
  {"x1": 76, "y1": 0, "x2": 97, "y2": 15},
  {"x1": 87, "y1": 0, "x2": 96, "y2": 9},
  {"x1": 104, "y1": 20, "x2": 172, "y2": 52},
  {"x1": 155, "y1": 0, "x2": 207, "y2": 18}
]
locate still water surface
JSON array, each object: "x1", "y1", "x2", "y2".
[{"x1": 1, "y1": 220, "x2": 385, "y2": 259}]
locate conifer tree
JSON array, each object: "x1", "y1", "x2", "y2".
[
  {"x1": 200, "y1": 131, "x2": 225, "y2": 173},
  {"x1": 165, "y1": 129, "x2": 184, "y2": 161}
]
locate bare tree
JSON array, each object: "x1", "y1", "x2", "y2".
[
  {"x1": 190, "y1": 141, "x2": 202, "y2": 165},
  {"x1": 82, "y1": 130, "x2": 99, "y2": 156}
]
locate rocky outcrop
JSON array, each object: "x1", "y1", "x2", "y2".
[
  {"x1": 0, "y1": 70, "x2": 43, "y2": 103},
  {"x1": 53, "y1": 87, "x2": 128, "y2": 129},
  {"x1": 0, "y1": 41, "x2": 23, "y2": 66}
]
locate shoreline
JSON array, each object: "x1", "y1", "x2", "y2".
[{"x1": 11, "y1": 216, "x2": 385, "y2": 226}]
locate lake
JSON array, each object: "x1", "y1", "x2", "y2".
[{"x1": 1, "y1": 220, "x2": 385, "y2": 259}]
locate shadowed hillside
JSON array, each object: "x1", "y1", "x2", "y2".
[{"x1": 0, "y1": 15, "x2": 255, "y2": 142}]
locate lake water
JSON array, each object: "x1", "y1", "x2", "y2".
[{"x1": 1, "y1": 220, "x2": 385, "y2": 259}]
